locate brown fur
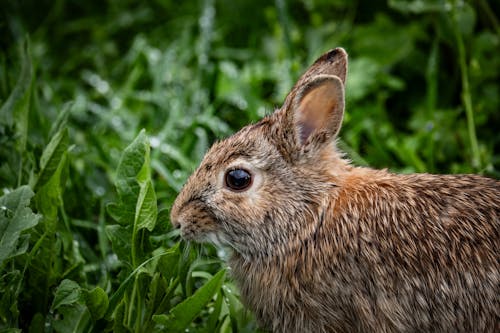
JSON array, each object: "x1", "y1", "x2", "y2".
[{"x1": 170, "y1": 48, "x2": 500, "y2": 332}]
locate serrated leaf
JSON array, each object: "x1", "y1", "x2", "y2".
[
  {"x1": 110, "y1": 129, "x2": 157, "y2": 231},
  {"x1": 51, "y1": 279, "x2": 83, "y2": 311},
  {"x1": 0, "y1": 186, "x2": 41, "y2": 266},
  {"x1": 153, "y1": 269, "x2": 226, "y2": 333}
]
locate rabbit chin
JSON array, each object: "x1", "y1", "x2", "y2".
[
  {"x1": 183, "y1": 229, "x2": 227, "y2": 248},
  {"x1": 189, "y1": 231, "x2": 246, "y2": 256}
]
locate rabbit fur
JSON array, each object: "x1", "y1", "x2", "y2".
[{"x1": 170, "y1": 48, "x2": 499, "y2": 333}]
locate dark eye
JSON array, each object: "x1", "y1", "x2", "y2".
[{"x1": 225, "y1": 169, "x2": 252, "y2": 191}]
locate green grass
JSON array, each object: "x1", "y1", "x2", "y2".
[{"x1": 0, "y1": 0, "x2": 498, "y2": 332}]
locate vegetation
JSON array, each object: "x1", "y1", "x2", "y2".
[{"x1": 0, "y1": 0, "x2": 498, "y2": 332}]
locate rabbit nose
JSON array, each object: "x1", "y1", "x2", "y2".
[
  {"x1": 171, "y1": 219, "x2": 180, "y2": 229},
  {"x1": 170, "y1": 207, "x2": 182, "y2": 229},
  {"x1": 170, "y1": 198, "x2": 185, "y2": 229}
]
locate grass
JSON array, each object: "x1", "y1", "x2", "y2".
[{"x1": 0, "y1": 0, "x2": 498, "y2": 332}]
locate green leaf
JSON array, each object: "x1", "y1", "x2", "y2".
[
  {"x1": 153, "y1": 269, "x2": 226, "y2": 333},
  {"x1": 34, "y1": 150, "x2": 69, "y2": 229},
  {"x1": 156, "y1": 243, "x2": 181, "y2": 283},
  {"x1": 110, "y1": 301, "x2": 131, "y2": 333},
  {"x1": 204, "y1": 290, "x2": 224, "y2": 333},
  {"x1": 52, "y1": 303, "x2": 89, "y2": 333},
  {"x1": 51, "y1": 280, "x2": 91, "y2": 333},
  {"x1": 28, "y1": 313, "x2": 45, "y2": 333},
  {"x1": 135, "y1": 179, "x2": 156, "y2": 232},
  {"x1": 0, "y1": 186, "x2": 41, "y2": 266},
  {"x1": 107, "y1": 129, "x2": 158, "y2": 268},
  {"x1": 113, "y1": 129, "x2": 157, "y2": 232},
  {"x1": 30, "y1": 128, "x2": 69, "y2": 190},
  {"x1": 84, "y1": 287, "x2": 109, "y2": 321},
  {"x1": 105, "y1": 247, "x2": 182, "y2": 320},
  {"x1": 105, "y1": 224, "x2": 132, "y2": 263},
  {"x1": 51, "y1": 279, "x2": 83, "y2": 311},
  {"x1": 48, "y1": 102, "x2": 72, "y2": 138}
]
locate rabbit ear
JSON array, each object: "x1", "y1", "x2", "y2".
[
  {"x1": 290, "y1": 48, "x2": 348, "y2": 92},
  {"x1": 281, "y1": 48, "x2": 347, "y2": 114},
  {"x1": 289, "y1": 75, "x2": 345, "y2": 146}
]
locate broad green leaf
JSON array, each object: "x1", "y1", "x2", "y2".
[
  {"x1": 52, "y1": 303, "x2": 89, "y2": 333},
  {"x1": 109, "y1": 129, "x2": 157, "y2": 230},
  {"x1": 85, "y1": 287, "x2": 109, "y2": 321},
  {"x1": 51, "y1": 279, "x2": 83, "y2": 311},
  {"x1": 153, "y1": 269, "x2": 226, "y2": 333},
  {"x1": 0, "y1": 186, "x2": 40, "y2": 266},
  {"x1": 107, "y1": 129, "x2": 158, "y2": 269},
  {"x1": 106, "y1": 202, "x2": 126, "y2": 225},
  {"x1": 51, "y1": 280, "x2": 91, "y2": 333}
]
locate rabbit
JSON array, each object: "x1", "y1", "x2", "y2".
[{"x1": 170, "y1": 48, "x2": 499, "y2": 333}]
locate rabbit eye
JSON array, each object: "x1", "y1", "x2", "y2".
[{"x1": 225, "y1": 169, "x2": 252, "y2": 191}]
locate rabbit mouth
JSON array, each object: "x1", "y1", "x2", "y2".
[
  {"x1": 181, "y1": 227, "x2": 240, "y2": 253},
  {"x1": 180, "y1": 224, "x2": 223, "y2": 245},
  {"x1": 179, "y1": 225, "x2": 207, "y2": 242}
]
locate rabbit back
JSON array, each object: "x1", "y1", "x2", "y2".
[{"x1": 230, "y1": 170, "x2": 499, "y2": 333}]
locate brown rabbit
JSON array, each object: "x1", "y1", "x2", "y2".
[{"x1": 170, "y1": 48, "x2": 499, "y2": 333}]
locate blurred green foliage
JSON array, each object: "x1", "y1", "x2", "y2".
[{"x1": 0, "y1": 0, "x2": 499, "y2": 331}]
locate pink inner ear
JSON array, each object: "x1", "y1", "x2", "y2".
[{"x1": 296, "y1": 84, "x2": 338, "y2": 145}]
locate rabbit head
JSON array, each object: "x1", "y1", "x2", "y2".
[{"x1": 170, "y1": 48, "x2": 350, "y2": 259}]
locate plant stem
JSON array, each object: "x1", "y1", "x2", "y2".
[
  {"x1": 477, "y1": 0, "x2": 500, "y2": 36},
  {"x1": 275, "y1": 0, "x2": 293, "y2": 58},
  {"x1": 425, "y1": 38, "x2": 439, "y2": 172},
  {"x1": 451, "y1": 1, "x2": 481, "y2": 169}
]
